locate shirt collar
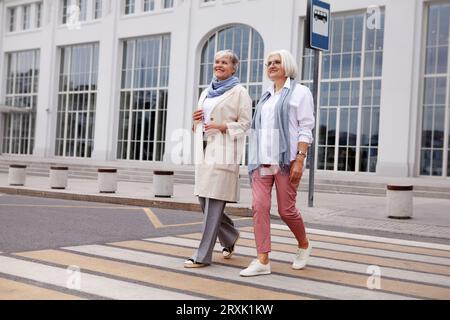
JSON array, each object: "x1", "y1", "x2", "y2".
[{"x1": 266, "y1": 77, "x2": 291, "y2": 96}]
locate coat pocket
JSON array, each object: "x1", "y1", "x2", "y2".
[{"x1": 213, "y1": 164, "x2": 238, "y2": 173}]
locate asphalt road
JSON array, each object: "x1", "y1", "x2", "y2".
[
  {"x1": 0, "y1": 194, "x2": 253, "y2": 253},
  {"x1": 0, "y1": 194, "x2": 449, "y2": 301}
]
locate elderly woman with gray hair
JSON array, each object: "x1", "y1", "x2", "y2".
[
  {"x1": 185, "y1": 50, "x2": 252, "y2": 268},
  {"x1": 240, "y1": 50, "x2": 315, "y2": 277}
]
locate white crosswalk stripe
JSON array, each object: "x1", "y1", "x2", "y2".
[
  {"x1": 0, "y1": 255, "x2": 203, "y2": 300},
  {"x1": 64, "y1": 244, "x2": 418, "y2": 300},
  {"x1": 284, "y1": 225, "x2": 450, "y2": 251},
  {"x1": 0, "y1": 225, "x2": 449, "y2": 300},
  {"x1": 147, "y1": 236, "x2": 450, "y2": 287},
  {"x1": 238, "y1": 232, "x2": 450, "y2": 266}
]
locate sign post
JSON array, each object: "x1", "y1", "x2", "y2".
[{"x1": 305, "y1": 0, "x2": 330, "y2": 208}]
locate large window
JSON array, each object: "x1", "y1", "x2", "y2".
[
  {"x1": 6, "y1": 3, "x2": 42, "y2": 33},
  {"x1": 199, "y1": 25, "x2": 265, "y2": 164},
  {"x1": 94, "y1": 0, "x2": 102, "y2": 19},
  {"x1": 117, "y1": 35, "x2": 171, "y2": 161},
  {"x1": 420, "y1": 3, "x2": 450, "y2": 177},
  {"x1": 2, "y1": 50, "x2": 40, "y2": 155},
  {"x1": 302, "y1": 11, "x2": 385, "y2": 172},
  {"x1": 36, "y1": 2, "x2": 42, "y2": 28},
  {"x1": 8, "y1": 7, "x2": 16, "y2": 32},
  {"x1": 22, "y1": 5, "x2": 31, "y2": 30},
  {"x1": 124, "y1": 0, "x2": 135, "y2": 14},
  {"x1": 62, "y1": 0, "x2": 88, "y2": 23},
  {"x1": 55, "y1": 43, "x2": 99, "y2": 158},
  {"x1": 144, "y1": 0, "x2": 155, "y2": 12},
  {"x1": 163, "y1": 0, "x2": 173, "y2": 9}
]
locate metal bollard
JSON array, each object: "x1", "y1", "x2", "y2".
[
  {"x1": 8, "y1": 165, "x2": 27, "y2": 186},
  {"x1": 98, "y1": 168, "x2": 118, "y2": 193},
  {"x1": 49, "y1": 166, "x2": 69, "y2": 189},
  {"x1": 387, "y1": 185, "x2": 413, "y2": 219},
  {"x1": 153, "y1": 171, "x2": 174, "y2": 198}
]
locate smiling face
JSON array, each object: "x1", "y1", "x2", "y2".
[
  {"x1": 266, "y1": 54, "x2": 286, "y2": 81},
  {"x1": 214, "y1": 54, "x2": 235, "y2": 81}
]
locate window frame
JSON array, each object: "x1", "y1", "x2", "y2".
[
  {"x1": 2, "y1": 50, "x2": 40, "y2": 155},
  {"x1": 116, "y1": 35, "x2": 171, "y2": 162},
  {"x1": 299, "y1": 10, "x2": 385, "y2": 173},
  {"x1": 418, "y1": 2, "x2": 450, "y2": 177},
  {"x1": 55, "y1": 43, "x2": 99, "y2": 158}
]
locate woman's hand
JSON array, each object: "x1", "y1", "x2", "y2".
[
  {"x1": 290, "y1": 158, "x2": 304, "y2": 185},
  {"x1": 204, "y1": 122, "x2": 227, "y2": 134},
  {"x1": 192, "y1": 109, "x2": 204, "y2": 121}
]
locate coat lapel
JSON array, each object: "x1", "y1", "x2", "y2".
[{"x1": 209, "y1": 85, "x2": 239, "y2": 117}]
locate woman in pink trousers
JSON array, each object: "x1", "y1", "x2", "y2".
[{"x1": 241, "y1": 50, "x2": 315, "y2": 277}]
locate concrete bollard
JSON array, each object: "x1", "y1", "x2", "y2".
[
  {"x1": 8, "y1": 165, "x2": 27, "y2": 186},
  {"x1": 153, "y1": 171, "x2": 174, "y2": 198},
  {"x1": 387, "y1": 185, "x2": 413, "y2": 219},
  {"x1": 49, "y1": 166, "x2": 69, "y2": 189},
  {"x1": 98, "y1": 169, "x2": 118, "y2": 193}
]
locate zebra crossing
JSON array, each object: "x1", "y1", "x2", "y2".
[{"x1": 0, "y1": 223, "x2": 449, "y2": 300}]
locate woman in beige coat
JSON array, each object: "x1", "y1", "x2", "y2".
[{"x1": 185, "y1": 50, "x2": 252, "y2": 268}]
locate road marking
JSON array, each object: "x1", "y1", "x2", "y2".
[
  {"x1": 253, "y1": 227, "x2": 450, "y2": 258},
  {"x1": 272, "y1": 224, "x2": 450, "y2": 251},
  {"x1": 0, "y1": 204, "x2": 141, "y2": 210},
  {"x1": 2, "y1": 224, "x2": 449, "y2": 300},
  {"x1": 63, "y1": 244, "x2": 416, "y2": 300},
  {"x1": 0, "y1": 255, "x2": 201, "y2": 300},
  {"x1": 180, "y1": 232, "x2": 450, "y2": 276},
  {"x1": 161, "y1": 217, "x2": 252, "y2": 229},
  {"x1": 143, "y1": 208, "x2": 164, "y2": 229},
  {"x1": 235, "y1": 232, "x2": 450, "y2": 266},
  {"x1": 157, "y1": 235, "x2": 450, "y2": 288},
  {"x1": 143, "y1": 208, "x2": 251, "y2": 229},
  {"x1": 0, "y1": 276, "x2": 84, "y2": 300},
  {"x1": 113, "y1": 239, "x2": 450, "y2": 300},
  {"x1": 16, "y1": 249, "x2": 303, "y2": 300}
]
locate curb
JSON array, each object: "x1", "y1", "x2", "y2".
[
  {"x1": 2, "y1": 187, "x2": 449, "y2": 241},
  {"x1": 0, "y1": 187, "x2": 253, "y2": 217}
]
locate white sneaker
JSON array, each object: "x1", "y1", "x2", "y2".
[
  {"x1": 292, "y1": 242, "x2": 312, "y2": 270},
  {"x1": 240, "y1": 259, "x2": 271, "y2": 277}
]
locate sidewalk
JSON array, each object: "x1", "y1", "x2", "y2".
[{"x1": 0, "y1": 173, "x2": 449, "y2": 240}]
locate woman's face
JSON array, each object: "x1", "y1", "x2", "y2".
[
  {"x1": 214, "y1": 55, "x2": 235, "y2": 81},
  {"x1": 266, "y1": 54, "x2": 285, "y2": 81}
]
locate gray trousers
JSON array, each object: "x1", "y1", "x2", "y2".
[{"x1": 191, "y1": 197, "x2": 240, "y2": 264}]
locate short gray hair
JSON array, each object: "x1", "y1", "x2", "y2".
[
  {"x1": 215, "y1": 50, "x2": 240, "y2": 74},
  {"x1": 265, "y1": 49, "x2": 298, "y2": 79}
]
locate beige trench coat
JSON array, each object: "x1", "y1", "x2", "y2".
[{"x1": 193, "y1": 84, "x2": 252, "y2": 203}]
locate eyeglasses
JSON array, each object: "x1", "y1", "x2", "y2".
[{"x1": 265, "y1": 60, "x2": 282, "y2": 67}]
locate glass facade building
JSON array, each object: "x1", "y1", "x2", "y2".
[{"x1": 0, "y1": 0, "x2": 448, "y2": 179}]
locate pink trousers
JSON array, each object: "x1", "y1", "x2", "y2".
[{"x1": 252, "y1": 167, "x2": 307, "y2": 254}]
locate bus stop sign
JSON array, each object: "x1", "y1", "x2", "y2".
[{"x1": 308, "y1": 0, "x2": 330, "y2": 51}]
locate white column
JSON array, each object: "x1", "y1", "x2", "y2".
[
  {"x1": 0, "y1": 1, "x2": 4, "y2": 154},
  {"x1": 16, "y1": 6, "x2": 23, "y2": 32},
  {"x1": 163, "y1": 1, "x2": 192, "y2": 164},
  {"x1": 33, "y1": 0, "x2": 58, "y2": 157},
  {"x1": 376, "y1": 0, "x2": 418, "y2": 177},
  {"x1": 135, "y1": 0, "x2": 143, "y2": 14},
  {"x1": 30, "y1": 3, "x2": 37, "y2": 30},
  {"x1": 90, "y1": 0, "x2": 119, "y2": 160},
  {"x1": 86, "y1": 0, "x2": 93, "y2": 21},
  {"x1": 154, "y1": 0, "x2": 161, "y2": 11}
]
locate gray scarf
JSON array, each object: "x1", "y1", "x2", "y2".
[{"x1": 248, "y1": 78, "x2": 297, "y2": 180}]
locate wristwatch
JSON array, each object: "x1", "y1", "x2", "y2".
[{"x1": 296, "y1": 150, "x2": 308, "y2": 158}]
